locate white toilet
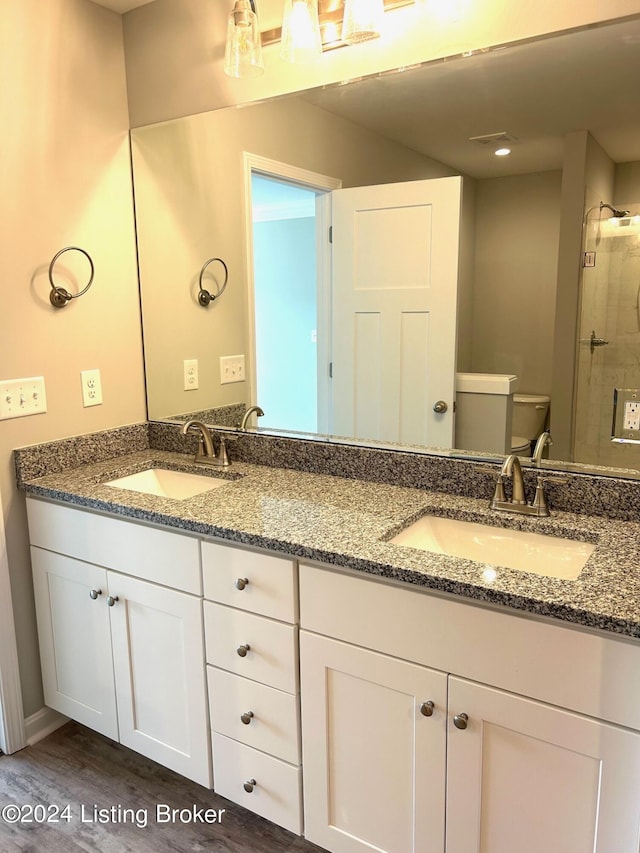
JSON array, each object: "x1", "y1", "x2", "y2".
[{"x1": 511, "y1": 394, "x2": 550, "y2": 456}]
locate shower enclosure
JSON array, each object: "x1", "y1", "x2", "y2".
[{"x1": 573, "y1": 203, "x2": 640, "y2": 468}]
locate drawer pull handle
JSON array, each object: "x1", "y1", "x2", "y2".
[
  {"x1": 106, "y1": 595, "x2": 119, "y2": 607},
  {"x1": 235, "y1": 577, "x2": 249, "y2": 590},
  {"x1": 243, "y1": 779, "x2": 257, "y2": 793},
  {"x1": 89, "y1": 588, "x2": 102, "y2": 600},
  {"x1": 237, "y1": 644, "x2": 251, "y2": 657},
  {"x1": 241, "y1": 711, "x2": 254, "y2": 725},
  {"x1": 420, "y1": 701, "x2": 435, "y2": 717},
  {"x1": 453, "y1": 712, "x2": 469, "y2": 730}
]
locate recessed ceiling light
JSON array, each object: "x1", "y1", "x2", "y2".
[{"x1": 495, "y1": 147, "x2": 511, "y2": 156}]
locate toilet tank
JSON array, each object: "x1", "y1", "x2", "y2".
[{"x1": 512, "y1": 394, "x2": 550, "y2": 441}]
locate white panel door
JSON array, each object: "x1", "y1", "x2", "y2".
[
  {"x1": 31, "y1": 548, "x2": 118, "y2": 740},
  {"x1": 108, "y1": 572, "x2": 211, "y2": 787},
  {"x1": 300, "y1": 631, "x2": 447, "y2": 853},
  {"x1": 331, "y1": 176, "x2": 462, "y2": 448},
  {"x1": 446, "y1": 677, "x2": 640, "y2": 853}
]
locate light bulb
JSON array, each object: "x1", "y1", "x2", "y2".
[
  {"x1": 280, "y1": 0, "x2": 322, "y2": 63},
  {"x1": 224, "y1": 0, "x2": 264, "y2": 79}
]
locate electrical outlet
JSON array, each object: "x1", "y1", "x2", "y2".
[
  {"x1": 81, "y1": 369, "x2": 103, "y2": 407},
  {"x1": 0, "y1": 376, "x2": 47, "y2": 420},
  {"x1": 220, "y1": 355, "x2": 246, "y2": 385},
  {"x1": 183, "y1": 359, "x2": 199, "y2": 390},
  {"x1": 612, "y1": 388, "x2": 640, "y2": 442}
]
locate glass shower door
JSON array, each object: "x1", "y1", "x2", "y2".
[{"x1": 573, "y1": 209, "x2": 640, "y2": 468}]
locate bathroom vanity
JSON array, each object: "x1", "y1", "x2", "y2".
[{"x1": 16, "y1": 439, "x2": 640, "y2": 853}]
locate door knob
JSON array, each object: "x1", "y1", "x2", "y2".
[{"x1": 433, "y1": 400, "x2": 448, "y2": 413}]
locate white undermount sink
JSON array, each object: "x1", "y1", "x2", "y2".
[
  {"x1": 389, "y1": 515, "x2": 596, "y2": 580},
  {"x1": 104, "y1": 468, "x2": 232, "y2": 500}
]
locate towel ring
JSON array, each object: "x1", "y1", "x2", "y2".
[
  {"x1": 49, "y1": 247, "x2": 95, "y2": 308},
  {"x1": 198, "y1": 257, "x2": 228, "y2": 307}
]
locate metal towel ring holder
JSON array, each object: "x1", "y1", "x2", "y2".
[
  {"x1": 198, "y1": 257, "x2": 228, "y2": 307},
  {"x1": 49, "y1": 246, "x2": 95, "y2": 308}
]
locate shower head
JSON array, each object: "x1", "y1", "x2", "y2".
[{"x1": 600, "y1": 202, "x2": 631, "y2": 218}]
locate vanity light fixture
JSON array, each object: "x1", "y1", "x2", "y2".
[
  {"x1": 341, "y1": 0, "x2": 385, "y2": 44},
  {"x1": 253, "y1": 0, "x2": 415, "y2": 64},
  {"x1": 280, "y1": 0, "x2": 322, "y2": 62},
  {"x1": 224, "y1": 0, "x2": 264, "y2": 78}
]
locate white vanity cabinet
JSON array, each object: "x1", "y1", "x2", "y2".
[
  {"x1": 202, "y1": 540, "x2": 303, "y2": 835},
  {"x1": 27, "y1": 497, "x2": 211, "y2": 788},
  {"x1": 299, "y1": 562, "x2": 640, "y2": 853}
]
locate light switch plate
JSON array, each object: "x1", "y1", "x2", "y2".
[
  {"x1": 0, "y1": 376, "x2": 47, "y2": 420},
  {"x1": 612, "y1": 388, "x2": 640, "y2": 443},
  {"x1": 220, "y1": 355, "x2": 245, "y2": 385}
]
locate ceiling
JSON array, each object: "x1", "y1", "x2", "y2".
[
  {"x1": 302, "y1": 18, "x2": 640, "y2": 179},
  {"x1": 88, "y1": 0, "x2": 156, "y2": 13}
]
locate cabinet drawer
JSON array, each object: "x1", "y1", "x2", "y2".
[
  {"x1": 204, "y1": 602, "x2": 298, "y2": 694},
  {"x1": 212, "y1": 732, "x2": 302, "y2": 835},
  {"x1": 26, "y1": 497, "x2": 201, "y2": 595},
  {"x1": 207, "y1": 666, "x2": 300, "y2": 764},
  {"x1": 202, "y1": 541, "x2": 297, "y2": 622}
]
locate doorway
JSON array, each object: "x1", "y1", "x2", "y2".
[{"x1": 243, "y1": 153, "x2": 341, "y2": 434}]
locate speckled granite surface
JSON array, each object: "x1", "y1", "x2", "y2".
[
  {"x1": 148, "y1": 423, "x2": 640, "y2": 521},
  {"x1": 16, "y1": 447, "x2": 640, "y2": 640}
]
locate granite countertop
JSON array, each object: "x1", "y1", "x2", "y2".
[{"x1": 19, "y1": 449, "x2": 640, "y2": 639}]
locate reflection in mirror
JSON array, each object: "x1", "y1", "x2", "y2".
[{"x1": 131, "y1": 16, "x2": 640, "y2": 475}]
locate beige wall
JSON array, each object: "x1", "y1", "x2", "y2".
[
  {"x1": 133, "y1": 97, "x2": 455, "y2": 419},
  {"x1": 471, "y1": 171, "x2": 562, "y2": 393},
  {"x1": 122, "y1": 0, "x2": 640, "y2": 127},
  {"x1": 615, "y1": 162, "x2": 640, "y2": 205},
  {"x1": 0, "y1": 0, "x2": 145, "y2": 717}
]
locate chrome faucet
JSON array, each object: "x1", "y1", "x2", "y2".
[
  {"x1": 488, "y1": 445, "x2": 567, "y2": 517},
  {"x1": 490, "y1": 454, "x2": 527, "y2": 511},
  {"x1": 239, "y1": 405, "x2": 264, "y2": 431},
  {"x1": 181, "y1": 419, "x2": 231, "y2": 467},
  {"x1": 532, "y1": 431, "x2": 552, "y2": 466}
]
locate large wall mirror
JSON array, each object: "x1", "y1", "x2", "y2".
[{"x1": 131, "y1": 16, "x2": 640, "y2": 476}]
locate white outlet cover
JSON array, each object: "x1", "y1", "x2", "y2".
[{"x1": 81, "y1": 369, "x2": 103, "y2": 407}]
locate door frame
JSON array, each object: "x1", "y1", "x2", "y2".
[
  {"x1": 0, "y1": 488, "x2": 26, "y2": 754},
  {"x1": 241, "y1": 153, "x2": 341, "y2": 416}
]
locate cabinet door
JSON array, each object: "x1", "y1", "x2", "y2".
[
  {"x1": 447, "y1": 677, "x2": 640, "y2": 853},
  {"x1": 300, "y1": 631, "x2": 447, "y2": 853},
  {"x1": 107, "y1": 572, "x2": 211, "y2": 787},
  {"x1": 31, "y1": 548, "x2": 118, "y2": 739}
]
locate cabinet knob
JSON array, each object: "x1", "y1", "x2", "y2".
[
  {"x1": 235, "y1": 577, "x2": 249, "y2": 590},
  {"x1": 237, "y1": 643, "x2": 251, "y2": 657},
  {"x1": 241, "y1": 711, "x2": 254, "y2": 725},
  {"x1": 89, "y1": 588, "x2": 102, "y2": 600},
  {"x1": 420, "y1": 701, "x2": 435, "y2": 717},
  {"x1": 106, "y1": 595, "x2": 119, "y2": 607},
  {"x1": 453, "y1": 712, "x2": 469, "y2": 730},
  {"x1": 243, "y1": 778, "x2": 257, "y2": 793}
]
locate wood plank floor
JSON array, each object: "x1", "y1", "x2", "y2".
[{"x1": 0, "y1": 722, "x2": 327, "y2": 852}]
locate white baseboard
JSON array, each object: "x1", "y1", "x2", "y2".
[{"x1": 24, "y1": 706, "x2": 69, "y2": 746}]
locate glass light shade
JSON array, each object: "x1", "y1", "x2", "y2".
[
  {"x1": 341, "y1": 0, "x2": 384, "y2": 44},
  {"x1": 224, "y1": 0, "x2": 264, "y2": 79},
  {"x1": 280, "y1": 0, "x2": 322, "y2": 63}
]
